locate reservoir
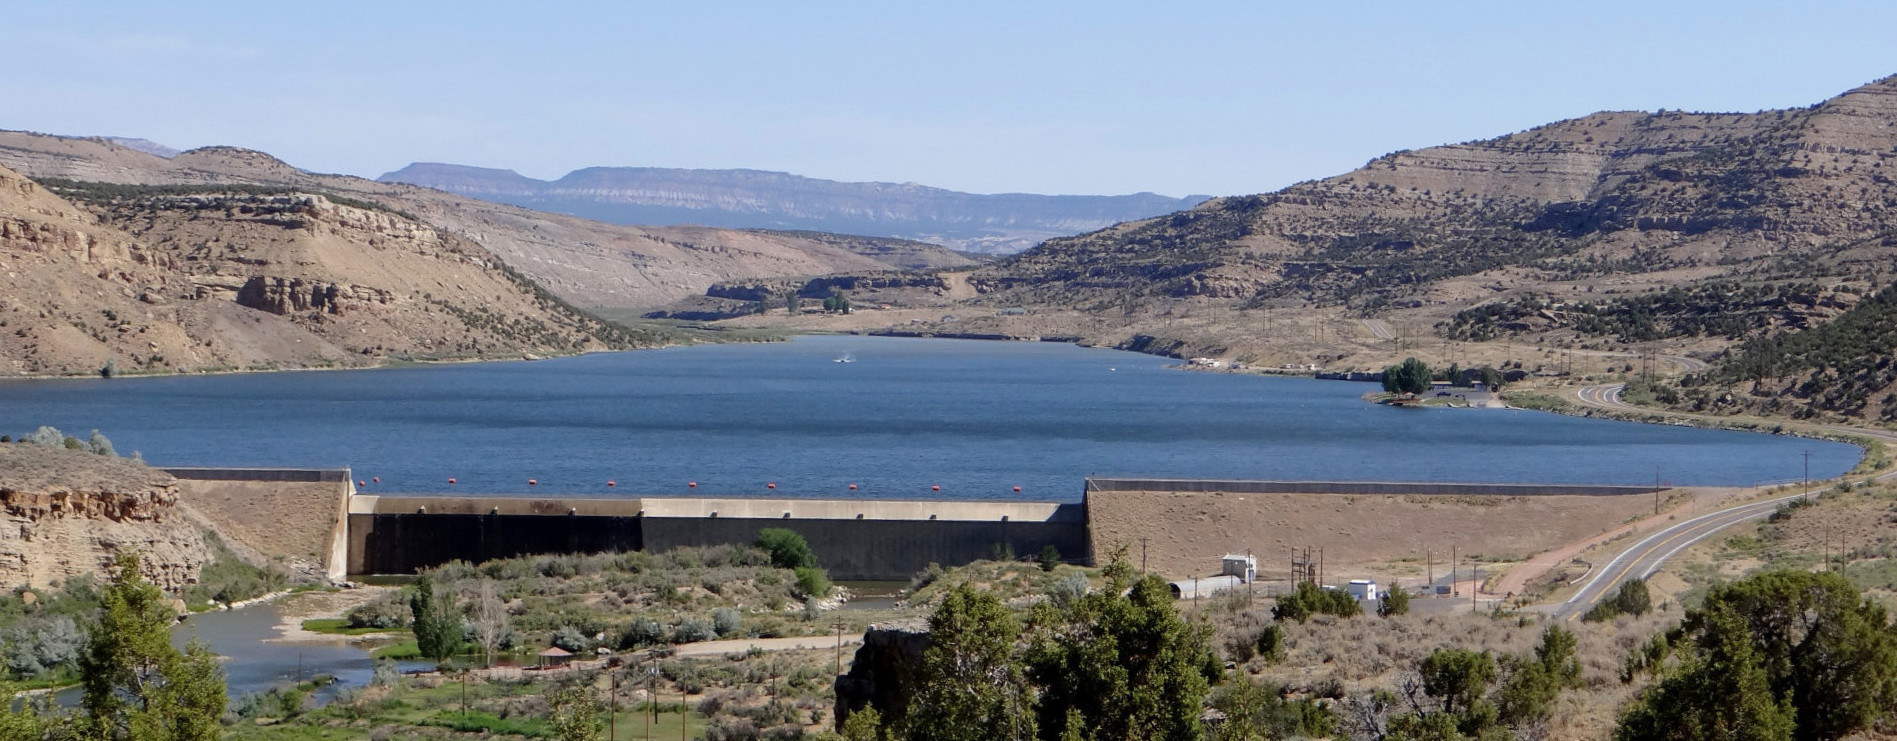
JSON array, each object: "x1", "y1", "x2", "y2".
[{"x1": 0, "y1": 336, "x2": 1860, "y2": 498}]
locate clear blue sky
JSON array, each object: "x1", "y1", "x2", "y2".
[{"x1": 10, "y1": 1, "x2": 1896, "y2": 197}]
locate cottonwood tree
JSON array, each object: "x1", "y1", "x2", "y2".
[
  {"x1": 1382, "y1": 357, "x2": 1433, "y2": 396},
  {"x1": 472, "y1": 579, "x2": 510, "y2": 667},
  {"x1": 549, "y1": 685, "x2": 604, "y2": 741},
  {"x1": 410, "y1": 576, "x2": 465, "y2": 663},
  {"x1": 903, "y1": 584, "x2": 1036, "y2": 741},
  {"x1": 78, "y1": 552, "x2": 227, "y2": 741}
]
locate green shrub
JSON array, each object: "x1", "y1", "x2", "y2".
[
  {"x1": 618, "y1": 618, "x2": 667, "y2": 650},
  {"x1": 1378, "y1": 586, "x2": 1411, "y2": 617},
  {"x1": 712, "y1": 607, "x2": 742, "y2": 638},
  {"x1": 1039, "y1": 545, "x2": 1062, "y2": 572},
  {"x1": 1272, "y1": 581, "x2": 1362, "y2": 623},
  {"x1": 673, "y1": 618, "x2": 716, "y2": 644},
  {"x1": 757, "y1": 528, "x2": 817, "y2": 569},
  {"x1": 794, "y1": 567, "x2": 830, "y2": 598}
]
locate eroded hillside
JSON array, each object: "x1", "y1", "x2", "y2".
[
  {"x1": 0, "y1": 133, "x2": 978, "y2": 308},
  {"x1": 939, "y1": 75, "x2": 1897, "y2": 370},
  {"x1": 0, "y1": 165, "x2": 634, "y2": 376}
]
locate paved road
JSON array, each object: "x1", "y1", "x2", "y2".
[
  {"x1": 1550, "y1": 382, "x2": 1897, "y2": 618},
  {"x1": 1554, "y1": 488, "x2": 1811, "y2": 620},
  {"x1": 1360, "y1": 319, "x2": 1395, "y2": 340}
]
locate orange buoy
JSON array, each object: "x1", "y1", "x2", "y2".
[
  {"x1": 607, "y1": 480, "x2": 616, "y2": 487},
  {"x1": 372, "y1": 476, "x2": 380, "y2": 483},
  {"x1": 528, "y1": 479, "x2": 538, "y2": 486},
  {"x1": 932, "y1": 485, "x2": 941, "y2": 491},
  {"x1": 848, "y1": 483, "x2": 857, "y2": 490},
  {"x1": 1013, "y1": 486, "x2": 1022, "y2": 492},
  {"x1": 357, "y1": 480, "x2": 365, "y2": 487},
  {"x1": 767, "y1": 482, "x2": 777, "y2": 490},
  {"x1": 448, "y1": 477, "x2": 457, "y2": 484},
  {"x1": 689, "y1": 481, "x2": 697, "y2": 488}
]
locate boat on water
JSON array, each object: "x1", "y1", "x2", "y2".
[{"x1": 834, "y1": 353, "x2": 856, "y2": 363}]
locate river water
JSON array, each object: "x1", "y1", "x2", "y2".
[{"x1": 0, "y1": 335, "x2": 1859, "y2": 497}]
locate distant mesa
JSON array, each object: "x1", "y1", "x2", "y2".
[
  {"x1": 98, "y1": 137, "x2": 180, "y2": 159},
  {"x1": 379, "y1": 163, "x2": 1210, "y2": 254}
]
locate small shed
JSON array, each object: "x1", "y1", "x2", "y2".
[
  {"x1": 1347, "y1": 579, "x2": 1379, "y2": 602},
  {"x1": 538, "y1": 646, "x2": 574, "y2": 667},
  {"x1": 1220, "y1": 554, "x2": 1257, "y2": 583}
]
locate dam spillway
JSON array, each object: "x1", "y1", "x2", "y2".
[{"x1": 347, "y1": 494, "x2": 1091, "y2": 581}]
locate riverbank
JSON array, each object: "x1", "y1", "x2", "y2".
[{"x1": 1518, "y1": 385, "x2": 1891, "y2": 478}]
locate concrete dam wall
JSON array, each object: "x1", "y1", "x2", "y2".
[
  {"x1": 349, "y1": 495, "x2": 1090, "y2": 581},
  {"x1": 159, "y1": 469, "x2": 1661, "y2": 583}
]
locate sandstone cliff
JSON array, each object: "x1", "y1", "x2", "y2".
[
  {"x1": 0, "y1": 163, "x2": 636, "y2": 376},
  {"x1": 0, "y1": 444, "x2": 209, "y2": 591}
]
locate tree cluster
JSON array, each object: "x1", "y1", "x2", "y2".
[
  {"x1": 1271, "y1": 580, "x2": 1363, "y2": 623},
  {"x1": 1355, "y1": 626, "x2": 1583, "y2": 741},
  {"x1": 0, "y1": 552, "x2": 229, "y2": 740},
  {"x1": 1615, "y1": 571, "x2": 1897, "y2": 741},
  {"x1": 1583, "y1": 578, "x2": 1652, "y2": 622},
  {"x1": 1382, "y1": 357, "x2": 1433, "y2": 396},
  {"x1": 854, "y1": 555, "x2": 1219, "y2": 741}
]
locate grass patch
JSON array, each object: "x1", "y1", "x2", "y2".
[
  {"x1": 1501, "y1": 391, "x2": 1572, "y2": 412},
  {"x1": 422, "y1": 709, "x2": 548, "y2": 737},
  {"x1": 300, "y1": 618, "x2": 406, "y2": 637},
  {"x1": 370, "y1": 640, "x2": 422, "y2": 660}
]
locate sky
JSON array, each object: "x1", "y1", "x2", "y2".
[{"x1": 8, "y1": 2, "x2": 1897, "y2": 197}]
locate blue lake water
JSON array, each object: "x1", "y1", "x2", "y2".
[{"x1": 0, "y1": 335, "x2": 1859, "y2": 499}]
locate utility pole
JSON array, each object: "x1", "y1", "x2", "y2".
[
  {"x1": 610, "y1": 672, "x2": 618, "y2": 741},
  {"x1": 1451, "y1": 546, "x2": 1457, "y2": 597},
  {"x1": 1655, "y1": 466, "x2": 1662, "y2": 517},
  {"x1": 646, "y1": 667, "x2": 658, "y2": 741},
  {"x1": 1140, "y1": 537, "x2": 1150, "y2": 573},
  {"x1": 1804, "y1": 451, "x2": 1812, "y2": 503},
  {"x1": 833, "y1": 620, "x2": 847, "y2": 678},
  {"x1": 1427, "y1": 550, "x2": 1434, "y2": 597},
  {"x1": 1246, "y1": 548, "x2": 1255, "y2": 604},
  {"x1": 1471, "y1": 557, "x2": 1478, "y2": 613}
]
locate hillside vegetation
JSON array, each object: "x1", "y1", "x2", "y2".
[{"x1": 1675, "y1": 280, "x2": 1897, "y2": 421}]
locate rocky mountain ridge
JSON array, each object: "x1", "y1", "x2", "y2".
[
  {"x1": 0, "y1": 132, "x2": 977, "y2": 309},
  {"x1": 380, "y1": 162, "x2": 1210, "y2": 254},
  {"x1": 919, "y1": 74, "x2": 1897, "y2": 374}
]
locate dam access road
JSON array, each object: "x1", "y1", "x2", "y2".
[{"x1": 1548, "y1": 382, "x2": 1897, "y2": 619}]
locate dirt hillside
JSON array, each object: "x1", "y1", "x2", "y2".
[{"x1": 0, "y1": 443, "x2": 209, "y2": 590}]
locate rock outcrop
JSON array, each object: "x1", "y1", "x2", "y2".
[
  {"x1": 0, "y1": 444, "x2": 210, "y2": 591},
  {"x1": 0, "y1": 163, "x2": 638, "y2": 377},
  {"x1": 833, "y1": 619, "x2": 928, "y2": 731}
]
